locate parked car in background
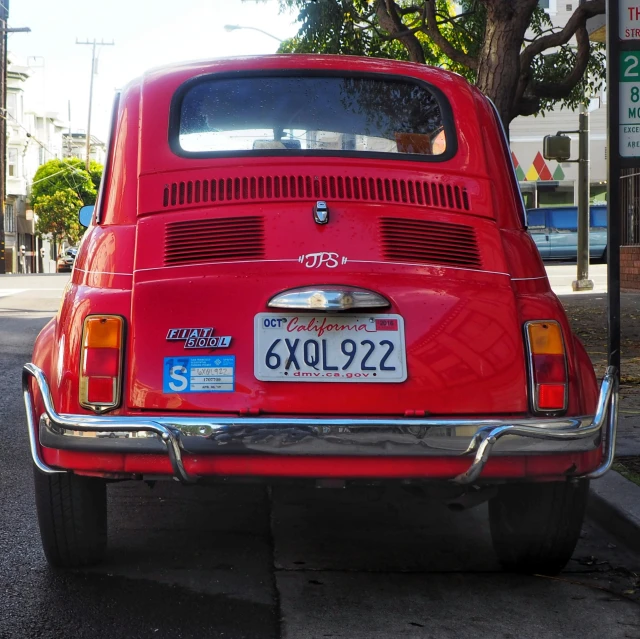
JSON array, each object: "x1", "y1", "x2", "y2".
[
  {"x1": 526, "y1": 205, "x2": 607, "y2": 261},
  {"x1": 56, "y1": 247, "x2": 78, "y2": 273},
  {"x1": 23, "y1": 55, "x2": 617, "y2": 576}
]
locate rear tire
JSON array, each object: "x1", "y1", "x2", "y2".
[
  {"x1": 33, "y1": 467, "x2": 107, "y2": 568},
  {"x1": 488, "y1": 479, "x2": 588, "y2": 575}
]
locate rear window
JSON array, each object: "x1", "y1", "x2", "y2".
[
  {"x1": 526, "y1": 210, "x2": 546, "y2": 230},
  {"x1": 174, "y1": 74, "x2": 453, "y2": 159},
  {"x1": 548, "y1": 209, "x2": 578, "y2": 231},
  {"x1": 590, "y1": 208, "x2": 607, "y2": 229}
]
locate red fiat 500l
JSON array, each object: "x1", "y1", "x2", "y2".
[{"x1": 24, "y1": 55, "x2": 617, "y2": 573}]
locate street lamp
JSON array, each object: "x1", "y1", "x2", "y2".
[{"x1": 223, "y1": 24, "x2": 284, "y2": 43}]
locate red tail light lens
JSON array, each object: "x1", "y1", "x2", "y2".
[
  {"x1": 525, "y1": 321, "x2": 568, "y2": 413},
  {"x1": 79, "y1": 315, "x2": 124, "y2": 412}
]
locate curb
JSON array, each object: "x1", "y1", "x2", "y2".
[{"x1": 588, "y1": 470, "x2": 640, "y2": 554}]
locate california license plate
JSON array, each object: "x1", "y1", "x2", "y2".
[{"x1": 254, "y1": 313, "x2": 407, "y2": 382}]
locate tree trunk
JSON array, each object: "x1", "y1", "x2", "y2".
[{"x1": 474, "y1": 1, "x2": 537, "y2": 134}]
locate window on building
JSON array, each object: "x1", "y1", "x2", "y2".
[
  {"x1": 539, "y1": 0, "x2": 557, "y2": 12},
  {"x1": 537, "y1": 181, "x2": 574, "y2": 206},
  {"x1": 8, "y1": 148, "x2": 18, "y2": 177},
  {"x1": 5, "y1": 203, "x2": 15, "y2": 233},
  {"x1": 6, "y1": 92, "x2": 17, "y2": 120}
]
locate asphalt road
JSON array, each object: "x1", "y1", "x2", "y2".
[{"x1": 1, "y1": 274, "x2": 639, "y2": 639}]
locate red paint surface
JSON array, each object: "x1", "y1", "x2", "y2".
[{"x1": 29, "y1": 55, "x2": 602, "y2": 479}]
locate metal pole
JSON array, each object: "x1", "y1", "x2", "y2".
[
  {"x1": 0, "y1": 0, "x2": 8, "y2": 274},
  {"x1": 607, "y1": 0, "x2": 621, "y2": 373},
  {"x1": 573, "y1": 104, "x2": 593, "y2": 290},
  {"x1": 76, "y1": 39, "x2": 114, "y2": 171},
  {"x1": 85, "y1": 41, "x2": 96, "y2": 171}
]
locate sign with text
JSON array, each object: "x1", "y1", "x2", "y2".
[
  {"x1": 621, "y1": 1, "x2": 640, "y2": 39},
  {"x1": 620, "y1": 51, "x2": 640, "y2": 156}
]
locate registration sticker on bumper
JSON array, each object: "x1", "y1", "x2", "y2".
[{"x1": 163, "y1": 356, "x2": 235, "y2": 393}]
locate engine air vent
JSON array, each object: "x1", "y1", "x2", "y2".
[
  {"x1": 380, "y1": 218, "x2": 481, "y2": 269},
  {"x1": 162, "y1": 174, "x2": 470, "y2": 211},
  {"x1": 165, "y1": 216, "x2": 264, "y2": 266}
]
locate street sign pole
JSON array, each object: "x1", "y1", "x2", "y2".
[
  {"x1": 607, "y1": 0, "x2": 620, "y2": 372},
  {"x1": 608, "y1": 0, "x2": 640, "y2": 373},
  {"x1": 605, "y1": 0, "x2": 640, "y2": 373}
]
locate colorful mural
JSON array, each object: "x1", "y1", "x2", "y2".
[{"x1": 511, "y1": 151, "x2": 565, "y2": 182}]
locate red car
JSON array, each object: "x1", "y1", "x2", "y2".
[{"x1": 24, "y1": 55, "x2": 617, "y2": 574}]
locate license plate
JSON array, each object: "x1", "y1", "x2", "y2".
[{"x1": 254, "y1": 313, "x2": 407, "y2": 383}]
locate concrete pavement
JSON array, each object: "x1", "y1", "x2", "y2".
[
  {"x1": 1, "y1": 274, "x2": 640, "y2": 638},
  {"x1": 545, "y1": 262, "x2": 607, "y2": 295}
]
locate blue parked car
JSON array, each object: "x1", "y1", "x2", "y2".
[{"x1": 526, "y1": 206, "x2": 607, "y2": 261}]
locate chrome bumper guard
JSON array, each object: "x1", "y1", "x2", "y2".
[{"x1": 23, "y1": 363, "x2": 618, "y2": 485}]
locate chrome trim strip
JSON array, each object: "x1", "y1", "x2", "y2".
[
  {"x1": 268, "y1": 286, "x2": 390, "y2": 311},
  {"x1": 133, "y1": 260, "x2": 511, "y2": 278},
  {"x1": 511, "y1": 276, "x2": 548, "y2": 281},
  {"x1": 135, "y1": 259, "x2": 298, "y2": 273},
  {"x1": 74, "y1": 267, "x2": 134, "y2": 277},
  {"x1": 586, "y1": 371, "x2": 618, "y2": 479},
  {"x1": 23, "y1": 370, "x2": 64, "y2": 476},
  {"x1": 23, "y1": 363, "x2": 618, "y2": 485}
]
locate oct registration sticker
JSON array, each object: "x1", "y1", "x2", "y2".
[{"x1": 163, "y1": 356, "x2": 235, "y2": 393}]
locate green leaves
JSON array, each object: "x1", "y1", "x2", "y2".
[
  {"x1": 30, "y1": 158, "x2": 103, "y2": 245},
  {"x1": 277, "y1": 0, "x2": 605, "y2": 127},
  {"x1": 34, "y1": 188, "x2": 85, "y2": 245}
]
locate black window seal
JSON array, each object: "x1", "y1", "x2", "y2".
[
  {"x1": 167, "y1": 69, "x2": 458, "y2": 163},
  {"x1": 486, "y1": 98, "x2": 527, "y2": 229},
  {"x1": 95, "y1": 92, "x2": 121, "y2": 225}
]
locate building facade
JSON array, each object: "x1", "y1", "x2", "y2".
[
  {"x1": 5, "y1": 58, "x2": 30, "y2": 273},
  {"x1": 510, "y1": 1, "x2": 607, "y2": 210},
  {"x1": 5, "y1": 54, "x2": 68, "y2": 273},
  {"x1": 63, "y1": 132, "x2": 106, "y2": 166}
]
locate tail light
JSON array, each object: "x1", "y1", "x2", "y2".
[
  {"x1": 79, "y1": 315, "x2": 124, "y2": 412},
  {"x1": 525, "y1": 320, "x2": 568, "y2": 414}
]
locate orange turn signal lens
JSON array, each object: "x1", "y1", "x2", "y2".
[
  {"x1": 526, "y1": 322, "x2": 564, "y2": 355},
  {"x1": 83, "y1": 316, "x2": 122, "y2": 349}
]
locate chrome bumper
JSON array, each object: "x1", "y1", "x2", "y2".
[{"x1": 23, "y1": 363, "x2": 618, "y2": 485}]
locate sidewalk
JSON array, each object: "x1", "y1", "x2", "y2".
[{"x1": 545, "y1": 263, "x2": 607, "y2": 296}]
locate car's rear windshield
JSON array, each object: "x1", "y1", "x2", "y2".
[{"x1": 175, "y1": 74, "x2": 452, "y2": 159}]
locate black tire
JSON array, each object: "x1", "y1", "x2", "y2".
[
  {"x1": 488, "y1": 479, "x2": 589, "y2": 575},
  {"x1": 33, "y1": 467, "x2": 107, "y2": 568}
]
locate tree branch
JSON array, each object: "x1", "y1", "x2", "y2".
[
  {"x1": 530, "y1": 24, "x2": 591, "y2": 100},
  {"x1": 421, "y1": 0, "x2": 478, "y2": 70},
  {"x1": 512, "y1": 0, "x2": 603, "y2": 117},
  {"x1": 519, "y1": 0, "x2": 604, "y2": 69},
  {"x1": 375, "y1": 0, "x2": 426, "y2": 63},
  {"x1": 396, "y1": 5, "x2": 422, "y2": 16}
]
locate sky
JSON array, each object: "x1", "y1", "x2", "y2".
[{"x1": 8, "y1": 0, "x2": 300, "y2": 142}]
